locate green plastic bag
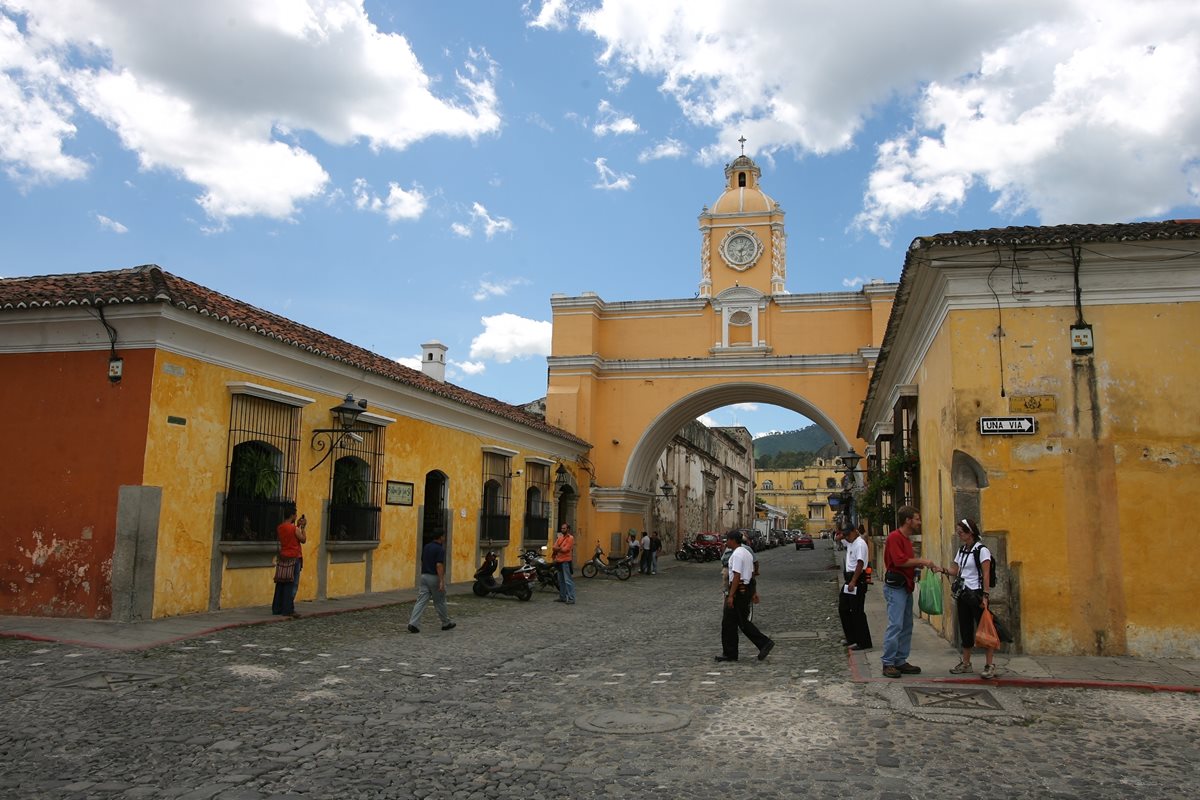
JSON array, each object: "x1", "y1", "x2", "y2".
[{"x1": 918, "y1": 569, "x2": 943, "y2": 615}]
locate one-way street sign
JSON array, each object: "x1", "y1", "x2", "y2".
[{"x1": 978, "y1": 416, "x2": 1037, "y2": 435}]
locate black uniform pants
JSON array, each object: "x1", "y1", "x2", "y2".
[
  {"x1": 838, "y1": 570, "x2": 872, "y2": 648},
  {"x1": 721, "y1": 579, "x2": 770, "y2": 659}
]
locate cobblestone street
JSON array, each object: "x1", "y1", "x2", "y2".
[{"x1": 2, "y1": 544, "x2": 1197, "y2": 799}]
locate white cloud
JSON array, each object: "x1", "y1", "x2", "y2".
[
  {"x1": 352, "y1": 178, "x2": 427, "y2": 222},
  {"x1": 525, "y1": 0, "x2": 570, "y2": 31},
  {"x1": 472, "y1": 276, "x2": 526, "y2": 301},
  {"x1": 842, "y1": 276, "x2": 865, "y2": 289},
  {"x1": 753, "y1": 429, "x2": 783, "y2": 439},
  {"x1": 468, "y1": 313, "x2": 552, "y2": 363},
  {"x1": 95, "y1": 213, "x2": 127, "y2": 233},
  {"x1": 592, "y1": 99, "x2": 638, "y2": 136},
  {"x1": 697, "y1": 414, "x2": 718, "y2": 427},
  {"x1": 395, "y1": 355, "x2": 423, "y2": 371},
  {"x1": 731, "y1": 403, "x2": 759, "y2": 412},
  {"x1": 592, "y1": 157, "x2": 633, "y2": 190},
  {"x1": 638, "y1": 137, "x2": 686, "y2": 162},
  {"x1": 452, "y1": 201, "x2": 513, "y2": 239},
  {"x1": 575, "y1": 0, "x2": 1200, "y2": 233},
  {"x1": 1, "y1": 1, "x2": 500, "y2": 220},
  {"x1": 453, "y1": 359, "x2": 487, "y2": 375}
]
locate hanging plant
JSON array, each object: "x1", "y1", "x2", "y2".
[
  {"x1": 333, "y1": 458, "x2": 368, "y2": 506},
  {"x1": 230, "y1": 443, "x2": 280, "y2": 500},
  {"x1": 858, "y1": 449, "x2": 918, "y2": 529}
]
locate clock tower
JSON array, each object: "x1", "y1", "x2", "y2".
[{"x1": 698, "y1": 152, "x2": 786, "y2": 297}]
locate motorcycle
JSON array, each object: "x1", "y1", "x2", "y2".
[
  {"x1": 675, "y1": 541, "x2": 713, "y2": 562},
  {"x1": 580, "y1": 545, "x2": 632, "y2": 580},
  {"x1": 472, "y1": 551, "x2": 535, "y2": 601},
  {"x1": 521, "y1": 549, "x2": 560, "y2": 592}
]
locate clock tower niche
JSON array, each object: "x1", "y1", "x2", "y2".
[{"x1": 697, "y1": 151, "x2": 786, "y2": 298}]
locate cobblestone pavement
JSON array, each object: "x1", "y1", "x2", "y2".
[{"x1": 2, "y1": 545, "x2": 1197, "y2": 799}]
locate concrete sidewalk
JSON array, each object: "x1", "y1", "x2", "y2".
[
  {"x1": 850, "y1": 581, "x2": 1200, "y2": 693},
  {"x1": 0, "y1": 584, "x2": 474, "y2": 651}
]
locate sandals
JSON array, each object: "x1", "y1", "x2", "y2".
[{"x1": 950, "y1": 661, "x2": 973, "y2": 674}]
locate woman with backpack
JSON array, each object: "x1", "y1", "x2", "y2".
[{"x1": 943, "y1": 518, "x2": 997, "y2": 679}]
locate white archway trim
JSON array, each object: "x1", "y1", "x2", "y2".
[{"x1": 621, "y1": 382, "x2": 853, "y2": 491}]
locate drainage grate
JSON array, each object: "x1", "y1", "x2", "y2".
[
  {"x1": 904, "y1": 686, "x2": 1003, "y2": 710},
  {"x1": 50, "y1": 671, "x2": 175, "y2": 694}
]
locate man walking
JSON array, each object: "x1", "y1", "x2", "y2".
[
  {"x1": 716, "y1": 531, "x2": 774, "y2": 662},
  {"x1": 552, "y1": 522, "x2": 576, "y2": 604},
  {"x1": 639, "y1": 530, "x2": 652, "y2": 574},
  {"x1": 408, "y1": 532, "x2": 454, "y2": 633},
  {"x1": 881, "y1": 506, "x2": 936, "y2": 677},
  {"x1": 838, "y1": 525, "x2": 872, "y2": 650}
]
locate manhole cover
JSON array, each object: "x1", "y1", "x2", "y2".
[
  {"x1": 575, "y1": 708, "x2": 691, "y2": 735},
  {"x1": 904, "y1": 686, "x2": 1002, "y2": 710},
  {"x1": 772, "y1": 631, "x2": 826, "y2": 641},
  {"x1": 50, "y1": 671, "x2": 174, "y2": 694}
]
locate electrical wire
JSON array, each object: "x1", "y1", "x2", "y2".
[{"x1": 93, "y1": 304, "x2": 119, "y2": 361}]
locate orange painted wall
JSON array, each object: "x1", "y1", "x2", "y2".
[{"x1": 0, "y1": 349, "x2": 154, "y2": 617}]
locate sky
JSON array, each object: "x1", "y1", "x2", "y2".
[{"x1": 3, "y1": 0, "x2": 1198, "y2": 439}]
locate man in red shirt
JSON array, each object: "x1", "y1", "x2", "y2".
[{"x1": 881, "y1": 506, "x2": 937, "y2": 678}]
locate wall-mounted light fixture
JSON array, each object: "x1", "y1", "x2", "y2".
[
  {"x1": 309, "y1": 394, "x2": 371, "y2": 471},
  {"x1": 657, "y1": 482, "x2": 675, "y2": 498},
  {"x1": 725, "y1": 499, "x2": 735, "y2": 511}
]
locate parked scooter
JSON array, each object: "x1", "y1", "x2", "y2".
[
  {"x1": 472, "y1": 551, "x2": 535, "y2": 601},
  {"x1": 580, "y1": 545, "x2": 632, "y2": 580},
  {"x1": 521, "y1": 549, "x2": 560, "y2": 592}
]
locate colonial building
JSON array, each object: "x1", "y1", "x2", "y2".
[
  {"x1": 754, "y1": 452, "x2": 845, "y2": 531},
  {"x1": 0, "y1": 266, "x2": 589, "y2": 620},
  {"x1": 859, "y1": 221, "x2": 1200, "y2": 657},
  {"x1": 546, "y1": 153, "x2": 896, "y2": 542}
]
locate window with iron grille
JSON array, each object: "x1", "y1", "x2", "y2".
[
  {"x1": 222, "y1": 394, "x2": 301, "y2": 542},
  {"x1": 481, "y1": 451, "x2": 512, "y2": 542},
  {"x1": 523, "y1": 462, "x2": 551, "y2": 546},
  {"x1": 327, "y1": 423, "x2": 384, "y2": 542}
]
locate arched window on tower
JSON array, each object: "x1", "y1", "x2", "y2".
[
  {"x1": 761, "y1": 479, "x2": 774, "y2": 490},
  {"x1": 792, "y1": 480, "x2": 803, "y2": 490},
  {"x1": 738, "y1": 172, "x2": 746, "y2": 187}
]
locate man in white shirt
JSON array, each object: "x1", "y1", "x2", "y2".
[
  {"x1": 838, "y1": 525, "x2": 872, "y2": 650},
  {"x1": 716, "y1": 531, "x2": 774, "y2": 662}
]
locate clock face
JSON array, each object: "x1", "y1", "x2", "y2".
[{"x1": 721, "y1": 231, "x2": 760, "y2": 268}]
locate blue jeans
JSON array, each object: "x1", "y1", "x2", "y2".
[
  {"x1": 408, "y1": 574, "x2": 450, "y2": 627},
  {"x1": 271, "y1": 558, "x2": 301, "y2": 615},
  {"x1": 558, "y1": 562, "x2": 575, "y2": 603},
  {"x1": 882, "y1": 584, "x2": 913, "y2": 667}
]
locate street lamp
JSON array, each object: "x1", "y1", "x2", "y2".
[
  {"x1": 309, "y1": 394, "x2": 371, "y2": 471},
  {"x1": 834, "y1": 446, "x2": 867, "y2": 530}
]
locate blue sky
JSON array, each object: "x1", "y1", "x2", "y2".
[{"x1": 3, "y1": 0, "x2": 1198, "y2": 438}]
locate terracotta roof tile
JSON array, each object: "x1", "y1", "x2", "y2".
[
  {"x1": 910, "y1": 219, "x2": 1200, "y2": 250},
  {"x1": 0, "y1": 265, "x2": 589, "y2": 448}
]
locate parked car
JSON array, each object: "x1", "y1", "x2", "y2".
[
  {"x1": 795, "y1": 534, "x2": 815, "y2": 550},
  {"x1": 692, "y1": 532, "x2": 725, "y2": 560}
]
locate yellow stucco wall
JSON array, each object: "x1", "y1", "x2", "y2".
[
  {"x1": 141, "y1": 351, "x2": 579, "y2": 618},
  {"x1": 912, "y1": 302, "x2": 1200, "y2": 656},
  {"x1": 755, "y1": 465, "x2": 844, "y2": 526}
]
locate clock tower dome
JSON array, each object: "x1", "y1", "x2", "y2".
[{"x1": 698, "y1": 150, "x2": 786, "y2": 297}]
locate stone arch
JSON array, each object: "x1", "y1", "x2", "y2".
[{"x1": 622, "y1": 382, "x2": 852, "y2": 493}]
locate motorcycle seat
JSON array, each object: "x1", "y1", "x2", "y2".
[{"x1": 500, "y1": 565, "x2": 520, "y2": 577}]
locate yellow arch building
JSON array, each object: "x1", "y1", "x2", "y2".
[{"x1": 547, "y1": 154, "x2": 896, "y2": 541}]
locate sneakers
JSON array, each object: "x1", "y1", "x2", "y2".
[
  {"x1": 981, "y1": 664, "x2": 996, "y2": 679},
  {"x1": 407, "y1": 624, "x2": 419, "y2": 634},
  {"x1": 714, "y1": 655, "x2": 738, "y2": 662},
  {"x1": 849, "y1": 643, "x2": 872, "y2": 651},
  {"x1": 950, "y1": 661, "x2": 973, "y2": 674},
  {"x1": 441, "y1": 622, "x2": 456, "y2": 631},
  {"x1": 757, "y1": 640, "x2": 775, "y2": 661},
  {"x1": 882, "y1": 665, "x2": 902, "y2": 678},
  {"x1": 897, "y1": 663, "x2": 922, "y2": 674}
]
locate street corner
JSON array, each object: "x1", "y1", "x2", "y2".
[{"x1": 862, "y1": 680, "x2": 1029, "y2": 725}]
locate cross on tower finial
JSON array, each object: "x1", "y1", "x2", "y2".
[{"x1": 738, "y1": 135, "x2": 747, "y2": 155}]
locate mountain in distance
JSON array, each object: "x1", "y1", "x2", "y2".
[{"x1": 753, "y1": 424, "x2": 834, "y2": 468}]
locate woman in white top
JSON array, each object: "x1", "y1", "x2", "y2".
[{"x1": 943, "y1": 518, "x2": 996, "y2": 678}]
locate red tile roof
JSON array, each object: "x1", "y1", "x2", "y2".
[
  {"x1": 0, "y1": 265, "x2": 589, "y2": 448},
  {"x1": 910, "y1": 219, "x2": 1200, "y2": 250}
]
